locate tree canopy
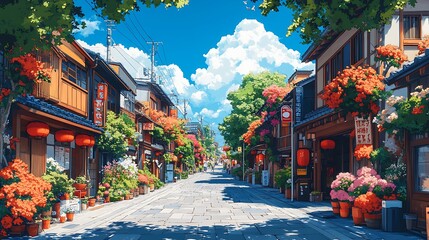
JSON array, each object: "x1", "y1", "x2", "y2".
[
  {"x1": 219, "y1": 71, "x2": 286, "y2": 149},
  {"x1": 0, "y1": 0, "x2": 189, "y2": 56},
  {"x1": 250, "y1": 0, "x2": 417, "y2": 44}
]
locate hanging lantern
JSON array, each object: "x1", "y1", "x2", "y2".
[
  {"x1": 256, "y1": 154, "x2": 264, "y2": 162},
  {"x1": 55, "y1": 130, "x2": 74, "y2": 143},
  {"x1": 75, "y1": 134, "x2": 92, "y2": 147},
  {"x1": 251, "y1": 150, "x2": 257, "y2": 155},
  {"x1": 320, "y1": 140, "x2": 335, "y2": 150},
  {"x1": 26, "y1": 122, "x2": 49, "y2": 138},
  {"x1": 297, "y1": 148, "x2": 310, "y2": 167},
  {"x1": 88, "y1": 136, "x2": 95, "y2": 147}
]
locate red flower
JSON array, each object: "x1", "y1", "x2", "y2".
[{"x1": 411, "y1": 105, "x2": 424, "y2": 115}]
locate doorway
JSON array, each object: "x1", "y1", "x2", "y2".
[{"x1": 320, "y1": 134, "x2": 350, "y2": 199}]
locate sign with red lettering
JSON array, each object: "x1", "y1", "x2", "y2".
[
  {"x1": 142, "y1": 123, "x2": 154, "y2": 131},
  {"x1": 354, "y1": 117, "x2": 372, "y2": 145},
  {"x1": 97, "y1": 83, "x2": 108, "y2": 100},
  {"x1": 281, "y1": 105, "x2": 292, "y2": 125},
  {"x1": 93, "y1": 99, "x2": 104, "y2": 127}
]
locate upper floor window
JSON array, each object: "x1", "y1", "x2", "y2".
[
  {"x1": 404, "y1": 15, "x2": 421, "y2": 39},
  {"x1": 62, "y1": 60, "x2": 87, "y2": 90},
  {"x1": 351, "y1": 31, "x2": 364, "y2": 64},
  {"x1": 107, "y1": 87, "x2": 117, "y2": 111}
]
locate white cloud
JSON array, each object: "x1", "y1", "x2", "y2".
[
  {"x1": 191, "y1": 19, "x2": 314, "y2": 91},
  {"x1": 74, "y1": 19, "x2": 101, "y2": 37},
  {"x1": 190, "y1": 91, "x2": 208, "y2": 104},
  {"x1": 200, "y1": 108, "x2": 223, "y2": 119}
]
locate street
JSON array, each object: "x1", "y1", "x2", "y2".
[{"x1": 33, "y1": 166, "x2": 423, "y2": 240}]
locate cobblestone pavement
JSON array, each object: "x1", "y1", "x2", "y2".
[{"x1": 26, "y1": 166, "x2": 424, "y2": 240}]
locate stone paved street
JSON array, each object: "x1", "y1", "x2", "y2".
[{"x1": 29, "y1": 166, "x2": 424, "y2": 240}]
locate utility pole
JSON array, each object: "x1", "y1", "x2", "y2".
[
  {"x1": 105, "y1": 20, "x2": 115, "y2": 63},
  {"x1": 183, "y1": 99, "x2": 187, "y2": 120},
  {"x1": 147, "y1": 41, "x2": 162, "y2": 83}
]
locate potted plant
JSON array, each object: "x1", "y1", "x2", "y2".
[
  {"x1": 88, "y1": 196, "x2": 96, "y2": 207},
  {"x1": 65, "y1": 208, "x2": 75, "y2": 221},
  {"x1": 42, "y1": 171, "x2": 75, "y2": 200},
  {"x1": 137, "y1": 172, "x2": 149, "y2": 195},
  {"x1": 41, "y1": 216, "x2": 51, "y2": 230},
  {"x1": 81, "y1": 197, "x2": 88, "y2": 211},
  {"x1": 73, "y1": 175, "x2": 88, "y2": 198},
  {"x1": 354, "y1": 192, "x2": 382, "y2": 229},
  {"x1": 59, "y1": 214, "x2": 66, "y2": 223}
]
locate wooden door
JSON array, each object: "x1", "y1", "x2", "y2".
[{"x1": 30, "y1": 138, "x2": 46, "y2": 177}]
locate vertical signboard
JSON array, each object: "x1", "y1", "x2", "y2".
[
  {"x1": 94, "y1": 83, "x2": 108, "y2": 127},
  {"x1": 354, "y1": 117, "x2": 372, "y2": 144},
  {"x1": 295, "y1": 86, "x2": 303, "y2": 124},
  {"x1": 281, "y1": 105, "x2": 292, "y2": 126}
]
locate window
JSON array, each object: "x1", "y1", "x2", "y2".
[
  {"x1": 351, "y1": 32, "x2": 364, "y2": 64},
  {"x1": 332, "y1": 51, "x2": 342, "y2": 78},
  {"x1": 62, "y1": 60, "x2": 87, "y2": 90},
  {"x1": 107, "y1": 87, "x2": 117, "y2": 111},
  {"x1": 343, "y1": 42, "x2": 351, "y2": 68},
  {"x1": 404, "y1": 15, "x2": 421, "y2": 39},
  {"x1": 324, "y1": 63, "x2": 331, "y2": 85},
  {"x1": 415, "y1": 145, "x2": 429, "y2": 192},
  {"x1": 46, "y1": 134, "x2": 70, "y2": 172}
]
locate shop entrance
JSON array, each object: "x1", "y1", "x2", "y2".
[{"x1": 320, "y1": 134, "x2": 350, "y2": 199}]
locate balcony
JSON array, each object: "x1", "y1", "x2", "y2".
[{"x1": 32, "y1": 81, "x2": 50, "y2": 100}]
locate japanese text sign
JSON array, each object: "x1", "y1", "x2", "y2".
[
  {"x1": 354, "y1": 117, "x2": 372, "y2": 145},
  {"x1": 97, "y1": 83, "x2": 108, "y2": 100},
  {"x1": 281, "y1": 105, "x2": 292, "y2": 126},
  {"x1": 93, "y1": 99, "x2": 104, "y2": 127}
]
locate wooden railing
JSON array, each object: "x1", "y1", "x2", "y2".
[{"x1": 32, "y1": 81, "x2": 50, "y2": 99}]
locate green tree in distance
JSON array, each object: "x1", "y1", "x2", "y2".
[
  {"x1": 219, "y1": 71, "x2": 286, "y2": 150},
  {"x1": 250, "y1": 0, "x2": 416, "y2": 44}
]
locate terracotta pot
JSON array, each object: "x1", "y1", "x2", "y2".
[
  {"x1": 150, "y1": 184, "x2": 155, "y2": 191},
  {"x1": 139, "y1": 185, "x2": 145, "y2": 195},
  {"x1": 59, "y1": 216, "x2": 66, "y2": 223},
  {"x1": 10, "y1": 224, "x2": 25, "y2": 235},
  {"x1": 52, "y1": 202, "x2": 61, "y2": 218},
  {"x1": 339, "y1": 207, "x2": 350, "y2": 218},
  {"x1": 364, "y1": 213, "x2": 381, "y2": 229},
  {"x1": 285, "y1": 188, "x2": 291, "y2": 199},
  {"x1": 73, "y1": 183, "x2": 87, "y2": 191},
  {"x1": 88, "y1": 198, "x2": 96, "y2": 207},
  {"x1": 331, "y1": 201, "x2": 340, "y2": 214},
  {"x1": 352, "y1": 207, "x2": 364, "y2": 225},
  {"x1": 42, "y1": 219, "x2": 50, "y2": 230},
  {"x1": 66, "y1": 213, "x2": 74, "y2": 221},
  {"x1": 26, "y1": 223, "x2": 39, "y2": 237},
  {"x1": 104, "y1": 196, "x2": 110, "y2": 203}
]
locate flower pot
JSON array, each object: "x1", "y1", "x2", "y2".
[
  {"x1": 352, "y1": 207, "x2": 364, "y2": 225},
  {"x1": 52, "y1": 202, "x2": 61, "y2": 218},
  {"x1": 125, "y1": 194, "x2": 130, "y2": 200},
  {"x1": 26, "y1": 223, "x2": 39, "y2": 237},
  {"x1": 139, "y1": 185, "x2": 146, "y2": 195},
  {"x1": 331, "y1": 201, "x2": 340, "y2": 215},
  {"x1": 66, "y1": 213, "x2": 74, "y2": 221},
  {"x1": 59, "y1": 216, "x2": 66, "y2": 223},
  {"x1": 339, "y1": 201, "x2": 351, "y2": 217},
  {"x1": 364, "y1": 213, "x2": 381, "y2": 229},
  {"x1": 9, "y1": 224, "x2": 25, "y2": 235},
  {"x1": 104, "y1": 196, "x2": 110, "y2": 203},
  {"x1": 88, "y1": 198, "x2": 96, "y2": 207},
  {"x1": 404, "y1": 214, "x2": 417, "y2": 231},
  {"x1": 42, "y1": 219, "x2": 50, "y2": 230},
  {"x1": 73, "y1": 183, "x2": 87, "y2": 191},
  {"x1": 81, "y1": 203, "x2": 88, "y2": 211},
  {"x1": 285, "y1": 188, "x2": 291, "y2": 199}
]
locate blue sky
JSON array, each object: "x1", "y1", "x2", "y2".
[{"x1": 74, "y1": 0, "x2": 315, "y2": 145}]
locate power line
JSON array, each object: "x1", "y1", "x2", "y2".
[
  {"x1": 131, "y1": 12, "x2": 153, "y2": 42},
  {"x1": 111, "y1": 47, "x2": 139, "y2": 73}
]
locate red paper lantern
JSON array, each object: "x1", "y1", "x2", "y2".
[
  {"x1": 321, "y1": 140, "x2": 335, "y2": 150},
  {"x1": 26, "y1": 122, "x2": 49, "y2": 138},
  {"x1": 75, "y1": 134, "x2": 92, "y2": 147},
  {"x1": 55, "y1": 130, "x2": 74, "y2": 143},
  {"x1": 297, "y1": 148, "x2": 310, "y2": 167},
  {"x1": 256, "y1": 154, "x2": 264, "y2": 162},
  {"x1": 251, "y1": 150, "x2": 257, "y2": 155},
  {"x1": 88, "y1": 136, "x2": 95, "y2": 147}
]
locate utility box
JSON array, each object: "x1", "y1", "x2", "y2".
[
  {"x1": 296, "y1": 178, "x2": 310, "y2": 201},
  {"x1": 261, "y1": 170, "x2": 269, "y2": 186},
  {"x1": 382, "y1": 200, "x2": 404, "y2": 232}
]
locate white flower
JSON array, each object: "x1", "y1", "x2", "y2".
[{"x1": 386, "y1": 112, "x2": 398, "y2": 123}]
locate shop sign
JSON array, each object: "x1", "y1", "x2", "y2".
[
  {"x1": 354, "y1": 117, "x2": 372, "y2": 145},
  {"x1": 281, "y1": 105, "x2": 292, "y2": 126},
  {"x1": 97, "y1": 83, "x2": 108, "y2": 100},
  {"x1": 297, "y1": 168, "x2": 307, "y2": 176},
  {"x1": 142, "y1": 123, "x2": 154, "y2": 131},
  {"x1": 295, "y1": 86, "x2": 303, "y2": 124},
  {"x1": 93, "y1": 99, "x2": 104, "y2": 126}
]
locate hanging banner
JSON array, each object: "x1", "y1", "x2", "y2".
[
  {"x1": 354, "y1": 117, "x2": 372, "y2": 145},
  {"x1": 281, "y1": 105, "x2": 292, "y2": 126},
  {"x1": 93, "y1": 99, "x2": 104, "y2": 126},
  {"x1": 97, "y1": 83, "x2": 108, "y2": 100},
  {"x1": 295, "y1": 86, "x2": 303, "y2": 124}
]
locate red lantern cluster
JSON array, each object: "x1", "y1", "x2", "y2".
[
  {"x1": 55, "y1": 130, "x2": 74, "y2": 143},
  {"x1": 26, "y1": 122, "x2": 49, "y2": 138},
  {"x1": 321, "y1": 140, "x2": 335, "y2": 150},
  {"x1": 75, "y1": 134, "x2": 95, "y2": 147},
  {"x1": 297, "y1": 148, "x2": 310, "y2": 167}
]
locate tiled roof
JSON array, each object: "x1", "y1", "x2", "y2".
[
  {"x1": 16, "y1": 96, "x2": 103, "y2": 132},
  {"x1": 386, "y1": 49, "x2": 429, "y2": 85},
  {"x1": 295, "y1": 106, "x2": 333, "y2": 127}
]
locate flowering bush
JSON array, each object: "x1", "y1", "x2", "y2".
[
  {"x1": 375, "y1": 44, "x2": 408, "y2": 69},
  {"x1": 46, "y1": 157, "x2": 64, "y2": 173},
  {"x1": 374, "y1": 86, "x2": 429, "y2": 134},
  {"x1": 242, "y1": 113, "x2": 266, "y2": 144},
  {"x1": 330, "y1": 172, "x2": 355, "y2": 202},
  {"x1": 418, "y1": 35, "x2": 429, "y2": 55},
  {"x1": 348, "y1": 167, "x2": 396, "y2": 200},
  {"x1": 0, "y1": 159, "x2": 51, "y2": 235},
  {"x1": 137, "y1": 174, "x2": 149, "y2": 185},
  {"x1": 262, "y1": 85, "x2": 292, "y2": 106},
  {"x1": 354, "y1": 192, "x2": 382, "y2": 214},
  {"x1": 354, "y1": 144, "x2": 373, "y2": 161},
  {"x1": 320, "y1": 66, "x2": 386, "y2": 117}
]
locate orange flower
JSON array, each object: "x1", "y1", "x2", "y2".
[
  {"x1": 354, "y1": 192, "x2": 382, "y2": 213},
  {"x1": 1, "y1": 215, "x2": 12, "y2": 229},
  {"x1": 412, "y1": 105, "x2": 424, "y2": 115},
  {"x1": 375, "y1": 44, "x2": 408, "y2": 67},
  {"x1": 418, "y1": 35, "x2": 429, "y2": 55},
  {"x1": 354, "y1": 144, "x2": 373, "y2": 161}
]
